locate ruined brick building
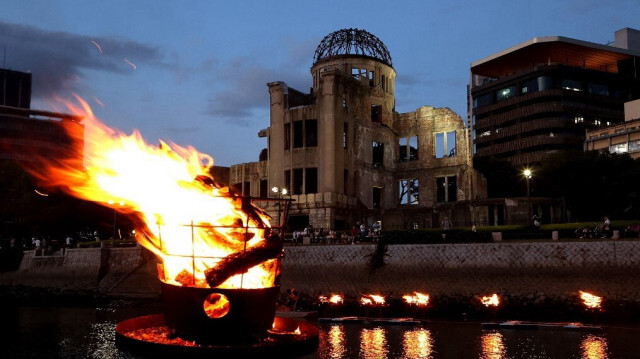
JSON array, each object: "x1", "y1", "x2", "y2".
[{"x1": 230, "y1": 29, "x2": 487, "y2": 231}]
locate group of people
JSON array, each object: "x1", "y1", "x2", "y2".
[
  {"x1": 31, "y1": 235, "x2": 75, "y2": 255},
  {"x1": 290, "y1": 221, "x2": 381, "y2": 245}
]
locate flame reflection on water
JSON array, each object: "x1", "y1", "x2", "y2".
[
  {"x1": 325, "y1": 325, "x2": 346, "y2": 359},
  {"x1": 480, "y1": 330, "x2": 506, "y2": 359},
  {"x1": 360, "y1": 327, "x2": 388, "y2": 359},
  {"x1": 581, "y1": 334, "x2": 609, "y2": 359},
  {"x1": 402, "y1": 328, "x2": 434, "y2": 359}
]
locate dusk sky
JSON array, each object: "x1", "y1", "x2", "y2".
[{"x1": 2, "y1": 1, "x2": 639, "y2": 166}]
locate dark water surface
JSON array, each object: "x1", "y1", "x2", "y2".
[{"x1": 2, "y1": 302, "x2": 639, "y2": 358}]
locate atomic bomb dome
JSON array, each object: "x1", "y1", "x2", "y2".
[{"x1": 313, "y1": 28, "x2": 393, "y2": 67}]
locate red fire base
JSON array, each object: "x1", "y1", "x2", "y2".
[{"x1": 115, "y1": 314, "x2": 319, "y2": 359}]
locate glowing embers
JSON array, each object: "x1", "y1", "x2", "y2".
[
  {"x1": 360, "y1": 294, "x2": 386, "y2": 306},
  {"x1": 403, "y1": 292, "x2": 430, "y2": 307},
  {"x1": 579, "y1": 291, "x2": 603, "y2": 309},
  {"x1": 268, "y1": 316, "x2": 304, "y2": 337},
  {"x1": 480, "y1": 294, "x2": 500, "y2": 307},
  {"x1": 203, "y1": 293, "x2": 230, "y2": 319},
  {"x1": 319, "y1": 294, "x2": 344, "y2": 305}
]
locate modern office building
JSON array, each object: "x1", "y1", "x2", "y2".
[
  {"x1": 0, "y1": 68, "x2": 84, "y2": 231},
  {"x1": 0, "y1": 68, "x2": 83, "y2": 164},
  {"x1": 469, "y1": 28, "x2": 640, "y2": 165},
  {"x1": 585, "y1": 99, "x2": 640, "y2": 159},
  {"x1": 230, "y1": 29, "x2": 487, "y2": 231}
]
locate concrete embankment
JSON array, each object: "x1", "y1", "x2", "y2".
[{"x1": 2, "y1": 241, "x2": 640, "y2": 302}]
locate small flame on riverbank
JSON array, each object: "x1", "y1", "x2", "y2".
[
  {"x1": 579, "y1": 291, "x2": 602, "y2": 309},
  {"x1": 319, "y1": 294, "x2": 344, "y2": 305},
  {"x1": 403, "y1": 292, "x2": 430, "y2": 306},
  {"x1": 480, "y1": 294, "x2": 500, "y2": 307},
  {"x1": 360, "y1": 294, "x2": 385, "y2": 306}
]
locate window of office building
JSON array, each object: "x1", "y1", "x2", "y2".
[
  {"x1": 562, "y1": 79, "x2": 583, "y2": 92},
  {"x1": 588, "y1": 83, "x2": 609, "y2": 96},
  {"x1": 609, "y1": 143, "x2": 628, "y2": 154},
  {"x1": 436, "y1": 176, "x2": 457, "y2": 202},
  {"x1": 521, "y1": 78, "x2": 538, "y2": 94},
  {"x1": 496, "y1": 85, "x2": 517, "y2": 102},
  {"x1": 435, "y1": 131, "x2": 456, "y2": 158},
  {"x1": 399, "y1": 179, "x2": 419, "y2": 205},
  {"x1": 473, "y1": 93, "x2": 491, "y2": 108}
]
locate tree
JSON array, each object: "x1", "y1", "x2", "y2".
[{"x1": 536, "y1": 151, "x2": 640, "y2": 221}]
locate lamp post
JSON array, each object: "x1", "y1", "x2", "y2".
[
  {"x1": 523, "y1": 169, "x2": 532, "y2": 197},
  {"x1": 271, "y1": 186, "x2": 288, "y2": 230},
  {"x1": 108, "y1": 200, "x2": 125, "y2": 243},
  {"x1": 523, "y1": 169, "x2": 532, "y2": 225}
]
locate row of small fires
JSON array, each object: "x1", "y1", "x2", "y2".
[{"x1": 317, "y1": 291, "x2": 602, "y2": 309}]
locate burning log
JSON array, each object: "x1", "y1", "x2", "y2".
[{"x1": 205, "y1": 232, "x2": 283, "y2": 288}]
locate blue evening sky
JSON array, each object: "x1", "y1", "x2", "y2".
[{"x1": 1, "y1": 0, "x2": 638, "y2": 166}]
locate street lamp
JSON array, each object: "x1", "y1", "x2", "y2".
[
  {"x1": 108, "y1": 200, "x2": 125, "y2": 242},
  {"x1": 271, "y1": 186, "x2": 288, "y2": 229},
  {"x1": 523, "y1": 169, "x2": 532, "y2": 197},
  {"x1": 523, "y1": 169, "x2": 533, "y2": 225}
]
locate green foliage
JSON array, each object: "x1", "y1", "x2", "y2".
[
  {"x1": 475, "y1": 151, "x2": 640, "y2": 221},
  {"x1": 381, "y1": 219, "x2": 640, "y2": 244},
  {"x1": 537, "y1": 151, "x2": 640, "y2": 221},
  {"x1": 474, "y1": 157, "x2": 525, "y2": 197}
]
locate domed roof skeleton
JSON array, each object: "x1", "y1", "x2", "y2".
[{"x1": 313, "y1": 28, "x2": 393, "y2": 67}]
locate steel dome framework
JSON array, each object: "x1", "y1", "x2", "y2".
[{"x1": 313, "y1": 28, "x2": 392, "y2": 67}]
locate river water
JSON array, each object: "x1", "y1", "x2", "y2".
[{"x1": 2, "y1": 301, "x2": 639, "y2": 358}]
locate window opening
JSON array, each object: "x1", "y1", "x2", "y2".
[
  {"x1": 259, "y1": 179, "x2": 268, "y2": 198},
  {"x1": 305, "y1": 168, "x2": 318, "y2": 194},
  {"x1": 372, "y1": 142, "x2": 384, "y2": 167},
  {"x1": 343, "y1": 123, "x2": 348, "y2": 149},
  {"x1": 399, "y1": 179, "x2": 419, "y2": 205},
  {"x1": 284, "y1": 123, "x2": 291, "y2": 150},
  {"x1": 435, "y1": 131, "x2": 457, "y2": 158},
  {"x1": 373, "y1": 187, "x2": 382, "y2": 209},
  {"x1": 284, "y1": 170, "x2": 291, "y2": 193},
  {"x1": 436, "y1": 176, "x2": 457, "y2": 202},
  {"x1": 305, "y1": 119, "x2": 317, "y2": 147},
  {"x1": 371, "y1": 105, "x2": 381, "y2": 122},
  {"x1": 293, "y1": 121, "x2": 303, "y2": 148},
  {"x1": 293, "y1": 168, "x2": 303, "y2": 195}
]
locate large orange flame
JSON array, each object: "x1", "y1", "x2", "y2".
[{"x1": 28, "y1": 97, "x2": 276, "y2": 289}]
